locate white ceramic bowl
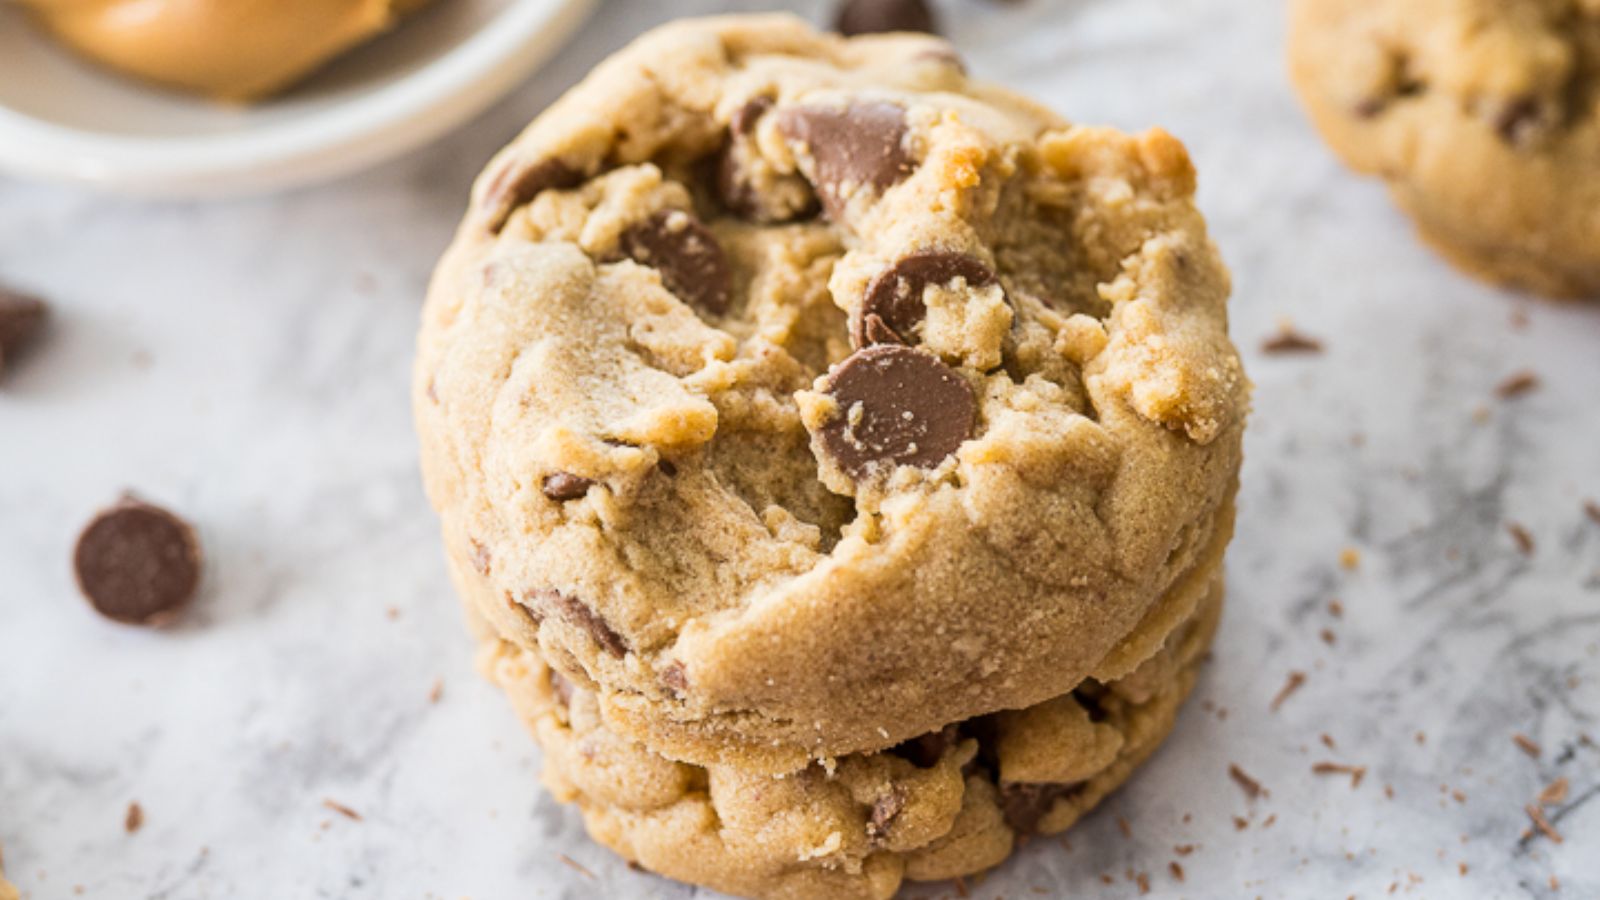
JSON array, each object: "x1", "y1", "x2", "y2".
[{"x1": 0, "y1": 0, "x2": 595, "y2": 197}]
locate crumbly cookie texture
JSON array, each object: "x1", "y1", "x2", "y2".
[
  {"x1": 1290, "y1": 0, "x2": 1600, "y2": 298},
  {"x1": 484, "y1": 556, "x2": 1222, "y2": 900},
  {"x1": 417, "y1": 14, "x2": 1245, "y2": 776}
]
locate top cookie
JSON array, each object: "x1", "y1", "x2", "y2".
[
  {"x1": 416, "y1": 14, "x2": 1245, "y2": 771},
  {"x1": 1290, "y1": 0, "x2": 1600, "y2": 297}
]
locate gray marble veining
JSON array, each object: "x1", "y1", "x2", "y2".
[{"x1": 1, "y1": 1, "x2": 1596, "y2": 897}]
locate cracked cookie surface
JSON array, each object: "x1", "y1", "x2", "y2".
[
  {"x1": 1290, "y1": 0, "x2": 1600, "y2": 297},
  {"x1": 416, "y1": 14, "x2": 1244, "y2": 773}
]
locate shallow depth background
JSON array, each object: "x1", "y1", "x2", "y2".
[{"x1": 1, "y1": 1, "x2": 1597, "y2": 898}]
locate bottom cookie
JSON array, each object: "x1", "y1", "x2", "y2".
[{"x1": 484, "y1": 573, "x2": 1223, "y2": 900}]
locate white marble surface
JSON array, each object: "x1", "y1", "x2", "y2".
[{"x1": 2, "y1": 1, "x2": 1598, "y2": 898}]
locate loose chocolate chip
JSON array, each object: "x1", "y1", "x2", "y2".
[
  {"x1": 777, "y1": 102, "x2": 914, "y2": 220},
  {"x1": 549, "y1": 669, "x2": 575, "y2": 707},
  {"x1": 0, "y1": 286, "x2": 48, "y2": 377},
  {"x1": 73, "y1": 496, "x2": 202, "y2": 626},
  {"x1": 888, "y1": 725, "x2": 958, "y2": 768},
  {"x1": 867, "y1": 787, "x2": 906, "y2": 839},
  {"x1": 527, "y1": 588, "x2": 628, "y2": 657},
  {"x1": 1000, "y1": 782, "x2": 1080, "y2": 834},
  {"x1": 819, "y1": 345, "x2": 975, "y2": 479},
  {"x1": 483, "y1": 157, "x2": 583, "y2": 232},
  {"x1": 542, "y1": 472, "x2": 594, "y2": 501},
  {"x1": 618, "y1": 210, "x2": 732, "y2": 315},
  {"x1": 657, "y1": 457, "x2": 678, "y2": 477},
  {"x1": 836, "y1": 0, "x2": 938, "y2": 36},
  {"x1": 855, "y1": 251, "x2": 997, "y2": 347}
]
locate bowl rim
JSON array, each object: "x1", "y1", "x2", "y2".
[{"x1": 0, "y1": 0, "x2": 596, "y2": 197}]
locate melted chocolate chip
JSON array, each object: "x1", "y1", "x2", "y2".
[
  {"x1": 888, "y1": 725, "x2": 959, "y2": 768},
  {"x1": 483, "y1": 157, "x2": 583, "y2": 232},
  {"x1": 542, "y1": 472, "x2": 594, "y2": 501},
  {"x1": 867, "y1": 787, "x2": 906, "y2": 839},
  {"x1": 819, "y1": 345, "x2": 975, "y2": 479},
  {"x1": 73, "y1": 497, "x2": 202, "y2": 626},
  {"x1": 527, "y1": 588, "x2": 628, "y2": 657},
  {"x1": 777, "y1": 102, "x2": 914, "y2": 220},
  {"x1": 1000, "y1": 782, "x2": 1080, "y2": 834},
  {"x1": 836, "y1": 0, "x2": 938, "y2": 36},
  {"x1": 717, "y1": 98, "x2": 821, "y2": 223},
  {"x1": 0, "y1": 286, "x2": 48, "y2": 377},
  {"x1": 855, "y1": 252, "x2": 997, "y2": 347},
  {"x1": 619, "y1": 210, "x2": 732, "y2": 315}
]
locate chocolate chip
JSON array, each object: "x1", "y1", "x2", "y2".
[
  {"x1": 469, "y1": 539, "x2": 492, "y2": 576},
  {"x1": 618, "y1": 210, "x2": 732, "y2": 315},
  {"x1": 483, "y1": 157, "x2": 583, "y2": 232},
  {"x1": 549, "y1": 668, "x2": 575, "y2": 707},
  {"x1": 731, "y1": 96, "x2": 773, "y2": 136},
  {"x1": 661, "y1": 660, "x2": 688, "y2": 694},
  {"x1": 1495, "y1": 96, "x2": 1547, "y2": 145},
  {"x1": 73, "y1": 496, "x2": 202, "y2": 626},
  {"x1": 0, "y1": 286, "x2": 48, "y2": 377},
  {"x1": 542, "y1": 472, "x2": 594, "y2": 501},
  {"x1": 657, "y1": 457, "x2": 678, "y2": 477},
  {"x1": 867, "y1": 787, "x2": 906, "y2": 839},
  {"x1": 777, "y1": 102, "x2": 914, "y2": 220},
  {"x1": 888, "y1": 725, "x2": 959, "y2": 768},
  {"x1": 818, "y1": 345, "x2": 975, "y2": 479},
  {"x1": 1000, "y1": 782, "x2": 1080, "y2": 834},
  {"x1": 836, "y1": 0, "x2": 938, "y2": 36},
  {"x1": 855, "y1": 252, "x2": 997, "y2": 347},
  {"x1": 527, "y1": 588, "x2": 628, "y2": 657}
]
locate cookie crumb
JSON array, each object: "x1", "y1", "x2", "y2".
[
  {"x1": 1320, "y1": 628, "x2": 1337, "y2": 645},
  {"x1": 1338, "y1": 548, "x2": 1360, "y2": 570},
  {"x1": 1459, "y1": 862, "x2": 1469, "y2": 876},
  {"x1": 1228, "y1": 764, "x2": 1266, "y2": 799},
  {"x1": 322, "y1": 799, "x2": 362, "y2": 821},
  {"x1": 1312, "y1": 761, "x2": 1367, "y2": 788},
  {"x1": 558, "y1": 854, "x2": 596, "y2": 880},
  {"x1": 125, "y1": 801, "x2": 143, "y2": 833},
  {"x1": 1174, "y1": 844, "x2": 1196, "y2": 856},
  {"x1": 1524, "y1": 804, "x2": 1562, "y2": 843},
  {"x1": 1232, "y1": 815, "x2": 1249, "y2": 831},
  {"x1": 1537, "y1": 777, "x2": 1569, "y2": 806},
  {"x1": 1584, "y1": 500, "x2": 1600, "y2": 527},
  {"x1": 1506, "y1": 523, "x2": 1535, "y2": 556},
  {"x1": 428, "y1": 678, "x2": 444, "y2": 704},
  {"x1": 1261, "y1": 322, "x2": 1324, "y2": 355},
  {"x1": 1550, "y1": 875, "x2": 1561, "y2": 891},
  {"x1": 1134, "y1": 871, "x2": 1151, "y2": 894},
  {"x1": 1328, "y1": 599, "x2": 1344, "y2": 618},
  {"x1": 1117, "y1": 816, "x2": 1132, "y2": 839},
  {"x1": 1512, "y1": 733, "x2": 1542, "y2": 758},
  {"x1": 1495, "y1": 370, "x2": 1540, "y2": 399},
  {"x1": 1168, "y1": 861, "x2": 1185, "y2": 882},
  {"x1": 1321, "y1": 733, "x2": 1337, "y2": 749},
  {"x1": 1271, "y1": 670, "x2": 1307, "y2": 712}
]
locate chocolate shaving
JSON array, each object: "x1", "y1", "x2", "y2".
[
  {"x1": 1312, "y1": 761, "x2": 1367, "y2": 788},
  {"x1": 322, "y1": 799, "x2": 362, "y2": 821},
  {"x1": 1228, "y1": 764, "x2": 1266, "y2": 800},
  {"x1": 1525, "y1": 804, "x2": 1563, "y2": 844},
  {"x1": 1271, "y1": 670, "x2": 1307, "y2": 712},
  {"x1": 1495, "y1": 370, "x2": 1540, "y2": 399}
]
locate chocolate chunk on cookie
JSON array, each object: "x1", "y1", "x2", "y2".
[
  {"x1": 619, "y1": 210, "x2": 732, "y2": 315},
  {"x1": 483, "y1": 157, "x2": 583, "y2": 231},
  {"x1": 1000, "y1": 782, "x2": 1080, "y2": 834},
  {"x1": 716, "y1": 97, "x2": 821, "y2": 223},
  {"x1": 73, "y1": 496, "x2": 203, "y2": 626},
  {"x1": 527, "y1": 588, "x2": 629, "y2": 657},
  {"x1": 542, "y1": 472, "x2": 594, "y2": 501},
  {"x1": 777, "y1": 102, "x2": 914, "y2": 220},
  {"x1": 836, "y1": 0, "x2": 938, "y2": 37},
  {"x1": 0, "y1": 286, "x2": 48, "y2": 377},
  {"x1": 855, "y1": 251, "x2": 998, "y2": 346},
  {"x1": 818, "y1": 345, "x2": 975, "y2": 479}
]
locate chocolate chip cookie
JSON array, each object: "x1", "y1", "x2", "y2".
[
  {"x1": 1290, "y1": 0, "x2": 1600, "y2": 298},
  {"x1": 415, "y1": 14, "x2": 1246, "y2": 896}
]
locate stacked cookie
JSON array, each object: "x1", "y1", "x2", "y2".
[{"x1": 416, "y1": 15, "x2": 1246, "y2": 899}]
